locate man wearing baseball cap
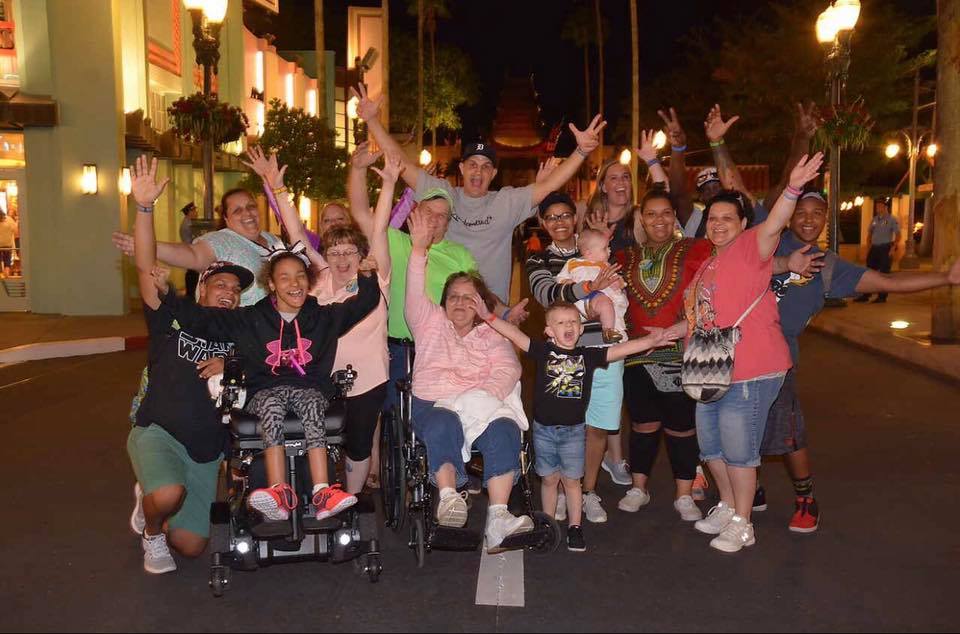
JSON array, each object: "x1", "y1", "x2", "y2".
[{"x1": 351, "y1": 83, "x2": 606, "y2": 303}]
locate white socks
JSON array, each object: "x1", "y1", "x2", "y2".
[
  {"x1": 439, "y1": 487, "x2": 457, "y2": 499},
  {"x1": 312, "y1": 482, "x2": 329, "y2": 495}
]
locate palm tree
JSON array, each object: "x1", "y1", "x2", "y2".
[
  {"x1": 595, "y1": 0, "x2": 605, "y2": 152},
  {"x1": 562, "y1": 2, "x2": 595, "y2": 122},
  {"x1": 425, "y1": 0, "x2": 450, "y2": 158},
  {"x1": 629, "y1": 0, "x2": 639, "y2": 192},
  {"x1": 314, "y1": 0, "x2": 325, "y2": 122}
]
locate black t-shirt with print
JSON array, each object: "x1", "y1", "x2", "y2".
[
  {"x1": 135, "y1": 300, "x2": 232, "y2": 463},
  {"x1": 527, "y1": 340, "x2": 609, "y2": 427}
]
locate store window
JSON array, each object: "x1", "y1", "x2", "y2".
[
  {"x1": 0, "y1": 179, "x2": 21, "y2": 282},
  {"x1": 0, "y1": 131, "x2": 24, "y2": 167},
  {"x1": 0, "y1": 0, "x2": 18, "y2": 87}
]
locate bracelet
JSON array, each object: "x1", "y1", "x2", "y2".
[
  {"x1": 575, "y1": 146, "x2": 590, "y2": 158},
  {"x1": 671, "y1": 145, "x2": 687, "y2": 153},
  {"x1": 271, "y1": 185, "x2": 288, "y2": 195},
  {"x1": 785, "y1": 185, "x2": 803, "y2": 196},
  {"x1": 582, "y1": 281, "x2": 592, "y2": 295},
  {"x1": 709, "y1": 139, "x2": 725, "y2": 148},
  {"x1": 646, "y1": 158, "x2": 661, "y2": 167},
  {"x1": 783, "y1": 192, "x2": 800, "y2": 201},
  {"x1": 136, "y1": 204, "x2": 154, "y2": 213},
  {"x1": 484, "y1": 313, "x2": 497, "y2": 324},
  {"x1": 500, "y1": 309, "x2": 512, "y2": 321}
]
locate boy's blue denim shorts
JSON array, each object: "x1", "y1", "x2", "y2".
[
  {"x1": 696, "y1": 374, "x2": 786, "y2": 468},
  {"x1": 533, "y1": 421, "x2": 586, "y2": 479}
]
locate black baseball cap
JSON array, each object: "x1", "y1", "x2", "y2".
[
  {"x1": 538, "y1": 191, "x2": 576, "y2": 218},
  {"x1": 200, "y1": 260, "x2": 255, "y2": 290},
  {"x1": 462, "y1": 142, "x2": 497, "y2": 164}
]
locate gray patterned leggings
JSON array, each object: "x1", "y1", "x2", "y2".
[{"x1": 245, "y1": 385, "x2": 330, "y2": 451}]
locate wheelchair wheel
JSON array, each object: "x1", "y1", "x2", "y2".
[
  {"x1": 529, "y1": 511, "x2": 561, "y2": 555},
  {"x1": 410, "y1": 515, "x2": 426, "y2": 568},
  {"x1": 209, "y1": 561, "x2": 230, "y2": 597},
  {"x1": 380, "y1": 410, "x2": 406, "y2": 532}
]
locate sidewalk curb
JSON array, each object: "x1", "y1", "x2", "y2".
[
  {"x1": 0, "y1": 335, "x2": 148, "y2": 365},
  {"x1": 808, "y1": 322, "x2": 960, "y2": 385}
]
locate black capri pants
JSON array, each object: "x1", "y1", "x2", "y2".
[{"x1": 344, "y1": 382, "x2": 388, "y2": 461}]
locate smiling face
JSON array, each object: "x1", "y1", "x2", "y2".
[
  {"x1": 323, "y1": 238, "x2": 361, "y2": 281},
  {"x1": 223, "y1": 191, "x2": 261, "y2": 241},
  {"x1": 268, "y1": 256, "x2": 310, "y2": 312},
  {"x1": 544, "y1": 306, "x2": 584, "y2": 349},
  {"x1": 198, "y1": 272, "x2": 242, "y2": 309},
  {"x1": 540, "y1": 203, "x2": 577, "y2": 246},
  {"x1": 706, "y1": 201, "x2": 747, "y2": 250},
  {"x1": 320, "y1": 204, "x2": 349, "y2": 235},
  {"x1": 443, "y1": 277, "x2": 481, "y2": 333},
  {"x1": 790, "y1": 198, "x2": 828, "y2": 244},
  {"x1": 640, "y1": 195, "x2": 678, "y2": 246},
  {"x1": 601, "y1": 163, "x2": 633, "y2": 208},
  {"x1": 418, "y1": 197, "x2": 452, "y2": 244},
  {"x1": 459, "y1": 156, "x2": 497, "y2": 198}
]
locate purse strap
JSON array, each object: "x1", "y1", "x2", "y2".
[{"x1": 732, "y1": 288, "x2": 768, "y2": 328}]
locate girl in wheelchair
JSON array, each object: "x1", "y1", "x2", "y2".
[{"x1": 156, "y1": 247, "x2": 380, "y2": 523}]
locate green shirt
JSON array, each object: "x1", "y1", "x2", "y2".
[{"x1": 387, "y1": 228, "x2": 477, "y2": 340}]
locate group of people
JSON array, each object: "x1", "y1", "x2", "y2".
[{"x1": 115, "y1": 90, "x2": 960, "y2": 574}]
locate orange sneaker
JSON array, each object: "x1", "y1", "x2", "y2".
[
  {"x1": 248, "y1": 483, "x2": 298, "y2": 521},
  {"x1": 789, "y1": 496, "x2": 820, "y2": 533},
  {"x1": 313, "y1": 484, "x2": 358, "y2": 520},
  {"x1": 692, "y1": 465, "x2": 709, "y2": 501}
]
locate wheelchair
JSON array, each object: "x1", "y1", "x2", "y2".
[
  {"x1": 207, "y1": 353, "x2": 382, "y2": 597},
  {"x1": 379, "y1": 342, "x2": 561, "y2": 567}
]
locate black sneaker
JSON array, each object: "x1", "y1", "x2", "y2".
[
  {"x1": 752, "y1": 486, "x2": 768, "y2": 512},
  {"x1": 853, "y1": 295, "x2": 870, "y2": 303},
  {"x1": 566, "y1": 525, "x2": 586, "y2": 552}
]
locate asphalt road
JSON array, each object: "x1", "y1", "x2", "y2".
[{"x1": 1, "y1": 333, "x2": 957, "y2": 633}]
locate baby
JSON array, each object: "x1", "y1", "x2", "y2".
[{"x1": 556, "y1": 228, "x2": 628, "y2": 344}]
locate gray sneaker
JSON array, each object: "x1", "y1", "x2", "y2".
[
  {"x1": 130, "y1": 483, "x2": 145, "y2": 535},
  {"x1": 601, "y1": 457, "x2": 632, "y2": 486},
  {"x1": 485, "y1": 507, "x2": 535, "y2": 553},
  {"x1": 582, "y1": 492, "x2": 608, "y2": 523},
  {"x1": 436, "y1": 491, "x2": 469, "y2": 528},
  {"x1": 142, "y1": 532, "x2": 177, "y2": 574}
]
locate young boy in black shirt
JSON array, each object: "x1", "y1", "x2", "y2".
[{"x1": 471, "y1": 298, "x2": 682, "y2": 551}]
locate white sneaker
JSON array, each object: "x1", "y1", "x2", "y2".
[
  {"x1": 130, "y1": 483, "x2": 145, "y2": 535},
  {"x1": 617, "y1": 487, "x2": 651, "y2": 512},
  {"x1": 694, "y1": 501, "x2": 735, "y2": 535},
  {"x1": 485, "y1": 506, "x2": 534, "y2": 553},
  {"x1": 601, "y1": 457, "x2": 632, "y2": 486},
  {"x1": 142, "y1": 532, "x2": 177, "y2": 574},
  {"x1": 709, "y1": 515, "x2": 755, "y2": 553},
  {"x1": 436, "y1": 491, "x2": 469, "y2": 528},
  {"x1": 673, "y1": 495, "x2": 703, "y2": 521},
  {"x1": 555, "y1": 493, "x2": 567, "y2": 522},
  {"x1": 582, "y1": 492, "x2": 608, "y2": 523}
]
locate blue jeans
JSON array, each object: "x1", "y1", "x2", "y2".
[
  {"x1": 411, "y1": 396, "x2": 520, "y2": 488},
  {"x1": 696, "y1": 374, "x2": 786, "y2": 468},
  {"x1": 383, "y1": 340, "x2": 415, "y2": 413},
  {"x1": 532, "y1": 422, "x2": 586, "y2": 479}
]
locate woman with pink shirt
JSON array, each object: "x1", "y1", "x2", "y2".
[
  {"x1": 246, "y1": 146, "x2": 396, "y2": 495},
  {"x1": 681, "y1": 152, "x2": 824, "y2": 554},
  {"x1": 404, "y1": 209, "x2": 534, "y2": 554}
]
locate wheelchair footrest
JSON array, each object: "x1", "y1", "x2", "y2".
[
  {"x1": 250, "y1": 520, "x2": 293, "y2": 540},
  {"x1": 430, "y1": 526, "x2": 482, "y2": 551},
  {"x1": 302, "y1": 516, "x2": 343, "y2": 533},
  {"x1": 495, "y1": 527, "x2": 541, "y2": 551}
]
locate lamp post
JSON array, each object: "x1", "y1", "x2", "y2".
[
  {"x1": 817, "y1": 0, "x2": 860, "y2": 256},
  {"x1": 184, "y1": 0, "x2": 228, "y2": 223}
]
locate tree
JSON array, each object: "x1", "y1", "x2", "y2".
[
  {"x1": 630, "y1": 0, "x2": 639, "y2": 192},
  {"x1": 595, "y1": 0, "x2": 605, "y2": 153},
  {"x1": 562, "y1": 2, "x2": 597, "y2": 122},
  {"x1": 242, "y1": 98, "x2": 349, "y2": 203},
  {"x1": 411, "y1": 0, "x2": 452, "y2": 157}
]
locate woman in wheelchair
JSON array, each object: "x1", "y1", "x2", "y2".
[
  {"x1": 403, "y1": 210, "x2": 534, "y2": 553},
  {"x1": 155, "y1": 245, "x2": 380, "y2": 524},
  {"x1": 245, "y1": 147, "x2": 398, "y2": 496}
]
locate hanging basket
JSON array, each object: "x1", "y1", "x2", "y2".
[
  {"x1": 167, "y1": 93, "x2": 249, "y2": 147},
  {"x1": 814, "y1": 97, "x2": 874, "y2": 153}
]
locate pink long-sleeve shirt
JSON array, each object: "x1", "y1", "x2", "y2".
[{"x1": 404, "y1": 252, "x2": 521, "y2": 402}]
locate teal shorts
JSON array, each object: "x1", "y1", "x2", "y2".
[
  {"x1": 126, "y1": 424, "x2": 222, "y2": 539},
  {"x1": 586, "y1": 360, "x2": 625, "y2": 431}
]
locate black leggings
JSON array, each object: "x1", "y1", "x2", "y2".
[{"x1": 344, "y1": 382, "x2": 388, "y2": 461}]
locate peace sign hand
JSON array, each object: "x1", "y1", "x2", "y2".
[
  {"x1": 569, "y1": 114, "x2": 607, "y2": 155},
  {"x1": 795, "y1": 101, "x2": 819, "y2": 140},
  {"x1": 130, "y1": 155, "x2": 170, "y2": 209},
  {"x1": 371, "y1": 153, "x2": 404, "y2": 185},
  {"x1": 349, "y1": 83, "x2": 384, "y2": 122},
  {"x1": 704, "y1": 104, "x2": 740, "y2": 143},
  {"x1": 657, "y1": 107, "x2": 687, "y2": 148}
]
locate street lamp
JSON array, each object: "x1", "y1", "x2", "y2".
[
  {"x1": 419, "y1": 149, "x2": 432, "y2": 167},
  {"x1": 652, "y1": 131, "x2": 667, "y2": 151},
  {"x1": 817, "y1": 0, "x2": 860, "y2": 257},
  {"x1": 619, "y1": 148, "x2": 632, "y2": 166},
  {"x1": 185, "y1": 0, "x2": 228, "y2": 224}
]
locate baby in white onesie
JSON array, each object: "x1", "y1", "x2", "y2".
[{"x1": 556, "y1": 228, "x2": 628, "y2": 344}]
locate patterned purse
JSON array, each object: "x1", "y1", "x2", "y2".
[{"x1": 681, "y1": 270, "x2": 767, "y2": 403}]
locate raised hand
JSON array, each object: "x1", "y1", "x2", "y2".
[
  {"x1": 788, "y1": 152, "x2": 825, "y2": 190},
  {"x1": 150, "y1": 264, "x2": 170, "y2": 294},
  {"x1": 112, "y1": 231, "x2": 135, "y2": 257},
  {"x1": 407, "y1": 208, "x2": 433, "y2": 251},
  {"x1": 130, "y1": 155, "x2": 170, "y2": 209},
  {"x1": 637, "y1": 129, "x2": 659, "y2": 163},
  {"x1": 242, "y1": 146, "x2": 286, "y2": 189},
  {"x1": 470, "y1": 293, "x2": 493, "y2": 321},
  {"x1": 569, "y1": 114, "x2": 608, "y2": 155},
  {"x1": 504, "y1": 298, "x2": 530, "y2": 325},
  {"x1": 657, "y1": 107, "x2": 687, "y2": 149},
  {"x1": 585, "y1": 207, "x2": 611, "y2": 235},
  {"x1": 536, "y1": 157, "x2": 563, "y2": 184},
  {"x1": 795, "y1": 101, "x2": 819, "y2": 140},
  {"x1": 704, "y1": 104, "x2": 740, "y2": 143},
  {"x1": 788, "y1": 244, "x2": 826, "y2": 278},
  {"x1": 371, "y1": 153, "x2": 404, "y2": 185},
  {"x1": 350, "y1": 83, "x2": 383, "y2": 123},
  {"x1": 350, "y1": 140, "x2": 383, "y2": 171}
]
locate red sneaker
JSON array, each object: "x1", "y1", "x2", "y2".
[
  {"x1": 789, "y1": 496, "x2": 820, "y2": 533},
  {"x1": 313, "y1": 484, "x2": 358, "y2": 520},
  {"x1": 248, "y1": 483, "x2": 298, "y2": 521}
]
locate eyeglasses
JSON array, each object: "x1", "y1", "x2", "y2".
[
  {"x1": 325, "y1": 249, "x2": 360, "y2": 259},
  {"x1": 542, "y1": 211, "x2": 575, "y2": 223}
]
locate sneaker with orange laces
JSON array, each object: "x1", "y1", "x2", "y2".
[
  {"x1": 691, "y1": 466, "x2": 709, "y2": 502},
  {"x1": 789, "y1": 496, "x2": 820, "y2": 533},
  {"x1": 248, "y1": 483, "x2": 298, "y2": 521},
  {"x1": 313, "y1": 484, "x2": 358, "y2": 520}
]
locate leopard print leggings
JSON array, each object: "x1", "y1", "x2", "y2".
[{"x1": 245, "y1": 385, "x2": 330, "y2": 451}]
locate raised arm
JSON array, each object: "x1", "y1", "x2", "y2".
[
  {"x1": 470, "y1": 294, "x2": 531, "y2": 352},
  {"x1": 637, "y1": 129, "x2": 668, "y2": 187},
  {"x1": 327, "y1": 271, "x2": 380, "y2": 336},
  {"x1": 243, "y1": 146, "x2": 326, "y2": 272},
  {"x1": 112, "y1": 230, "x2": 216, "y2": 272},
  {"x1": 659, "y1": 108, "x2": 694, "y2": 225},
  {"x1": 353, "y1": 83, "x2": 420, "y2": 189},
  {"x1": 605, "y1": 324, "x2": 684, "y2": 362},
  {"x1": 131, "y1": 155, "x2": 171, "y2": 309},
  {"x1": 158, "y1": 284, "x2": 245, "y2": 342},
  {"x1": 757, "y1": 153, "x2": 824, "y2": 260},
  {"x1": 704, "y1": 104, "x2": 754, "y2": 206},
  {"x1": 855, "y1": 257, "x2": 960, "y2": 294},
  {"x1": 368, "y1": 154, "x2": 403, "y2": 278},
  {"x1": 532, "y1": 114, "x2": 606, "y2": 205},
  {"x1": 764, "y1": 102, "x2": 817, "y2": 208},
  {"x1": 348, "y1": 141, "x2": 382, "y2": 238},
  {"x1": 403, "y1": 209, "x2": 440, "y2": 333}
]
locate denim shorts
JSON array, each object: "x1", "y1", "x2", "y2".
[
  {"x1": 533, "y1": 422, "x2": 586, "y2": 479},
  {"x1": 696, "y1": 374, "x2": 786, "y2": 468}
]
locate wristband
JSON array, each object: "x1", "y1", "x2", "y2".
[
  {"x1": 500, "y1": 309, "x2": 512, "y2": 321},
  {"x1": 646, "y1": 158, "x2": 661, "y2": 167},
  {"x1": 785, "y1": 185, "x2": 803, "y2": 196},
  {"x1": 582, "y1": 281, "x2": 592, "y2": 295},
  {"x1": 484, "y1": 313, "x2": 497, "y2": 324},
  {"x1": 783, "y1": 192, "x2": 800, "y2": 201},
  {"x1": 136, "y1": 204, "x2": 154, "y2": 213},
  {"x1": 671, "y1": 145, "x2": 687, "y2": 153},
  {"x1": 709, "y1": 139, "x2": 725, "y2": 148},
  {"x1": 575, "y1": 146, "x2": 590, "y2": 158},
  {"x1": 271, "y1": 185, "x2": 288, "y2": 195}
]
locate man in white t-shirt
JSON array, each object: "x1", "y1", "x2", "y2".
[
  {"x1": 351, "y1": 83, "x2": 605, "y2": 303},
  {"x1": 0, "y1": 210, "x2": 17, "y2": 276}
]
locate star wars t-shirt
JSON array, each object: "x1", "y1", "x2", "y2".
[{"x1": 527, "y1": 340, "x2": 608, "y2": 426}]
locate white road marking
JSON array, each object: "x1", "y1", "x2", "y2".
[{"x1": 475, "y1": 547, "x2": 525, "y2": 607}]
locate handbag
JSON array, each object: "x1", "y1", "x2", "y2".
[{"x1": 681, "y1": 262, "x2": 768, "y2": 403}]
